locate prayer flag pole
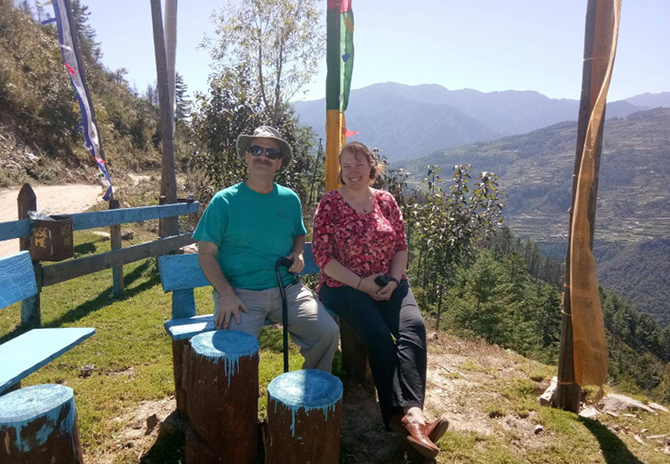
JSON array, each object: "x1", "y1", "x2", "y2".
[
  {"x1": 553, "y1": 0, "x2": 621, "y2": 412},
  {"x1": 325, "y1": 0, "x2": 354, "y2": 192}
]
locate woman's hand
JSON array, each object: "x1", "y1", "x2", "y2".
[
  {"x1": 358, "y1": 273, "x2": 383, "y2": 296},
  {"x1": 376, "y1": 280, "x2": 398, "y2": 300}
]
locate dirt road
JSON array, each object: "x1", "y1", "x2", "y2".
[{"x1": 0, "y1": 184, "x2": 102, "y2": 257}]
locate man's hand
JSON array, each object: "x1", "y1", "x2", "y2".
[
  {"x1": 286, "y1": 251, "x2": 305, "y2": 274},
  {"x1": 215, "y1": 290, "x2": 249, "y2": 330}
]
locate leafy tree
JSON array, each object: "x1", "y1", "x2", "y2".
[
  {"x1": 204, "y1": 0, "x2": 324, "y2": 124},
  {"x1": 414, "y1": 165, "x2": 505, "y2": 329}
]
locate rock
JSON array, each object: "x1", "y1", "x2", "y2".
[
  {"x1": 578, "y1": 406, "x2": 598, "y2": 419},
  {"x1": 598, "y1": 394, "x2": 655, "y2": 414},
  {"x1": 605, "y1": 411, "x2": 619, "y2": 418},
  {"x1": 534, "y1": 425, "x2": 543, "y2": 435},
  {"x1": 634, "y1": 435, "x2": 645, "y2": 446},
  {"x1": 121, "y1": 229, "x2": 134, "y2": 240},
  {"x1": 648, "y1": 402, "x2": 669, "y2": 413},
  {"x1": 146, "y1": 414, "x2": 159, "y2": 435},
  {"x1": 78, "y1": 364, "x2": 95, "y2": 378},
  {"x1": 664, "y1": 446, "x2": 669, "y2": 455},
  {"x1": 538, "y1": 376, "x2": 558, "y2": 406},
  {"x1": 92, "y1": 231, "x2": 111, "y2": 241}
]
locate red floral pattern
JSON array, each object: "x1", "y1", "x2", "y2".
[{"x1": 312, "y1": 189, "x2": 408, "y2": 292}]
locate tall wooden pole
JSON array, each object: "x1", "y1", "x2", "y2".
[
  {"x1": 18, "y1": 183, "x2": 41, "y2": 328},
  {"x1": 150, "y1": 0, "x2": 179, "y2": 238},
  {"x1": 553, "y1": 0, "x2": 614, "y2": 412}
]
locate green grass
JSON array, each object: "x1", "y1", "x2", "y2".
[
  {"x1": 2, "y1": 231, "x2": 669, "y2": 463},
  {"x1": 0, "y1": 231, "x2": 306, "y2": 462}
]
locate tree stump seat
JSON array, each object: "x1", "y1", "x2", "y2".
[
  {"x1": 183, "y1": 330, "x2": 259, "y2": 464},
  {"x1": 266, "y1": 369, "x2": 343, "y2": 464},
  {"x1": 0, "y1": 384, "x2": 84, "y2": 464}
]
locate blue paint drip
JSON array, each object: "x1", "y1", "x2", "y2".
[
  {"x1": 190, "y1": 330, "x2": 259, "y2": 387},
  {"x1": 0, "y1": 384, "x2": 75, "y2": 452},
  {"x1": 267, "y1": 370, "x2": 343, "y2": 437}
]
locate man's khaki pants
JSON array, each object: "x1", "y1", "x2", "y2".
[{"x1": 213, "y1": 281, "x2": 339, "y2": 373}]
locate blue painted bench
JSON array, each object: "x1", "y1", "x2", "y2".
[
  {"x1": 0, "y1": 251, "x2": 96, "y2": 395},
  {"x1": 158, "y1": 243, "x2": 323, "y2": 412}
]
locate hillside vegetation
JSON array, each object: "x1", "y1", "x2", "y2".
[
  {"x1": 394, "y1": 108, "x2": 670, "y2": 325},
  {"x1": 0, "y1": 3, "x2": 162, "y2": 188}
]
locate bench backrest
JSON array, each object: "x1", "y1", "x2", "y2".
[
  {"x1": 158, "y1": 243, "x2": 320, "y2": 319},
  {"x1": 0, "y1": 251, "x2": 37, "y2": 310}
]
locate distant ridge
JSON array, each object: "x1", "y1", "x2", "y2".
[{"x1": 292, "y1": 82, "x2": 669, "y2": 161}]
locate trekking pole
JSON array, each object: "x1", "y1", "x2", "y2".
[{"x1": 275, "y1": 257, "x2": 294, "y2": 373}]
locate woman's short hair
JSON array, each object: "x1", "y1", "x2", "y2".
[{"x1": 338, "y1": 142, "x2": 385, "y2": 185}]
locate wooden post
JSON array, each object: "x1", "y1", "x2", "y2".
[
  {"x1": 266, "y1": 370, "x2": 343, "y2": 464},
  {"x1": 109, "y1": 199, "x2": 124, "y2": 297},
  {"x1": 183, "y1": 331, "x2": 259, "y2": 464},
  {"x1": 150, "y1": 0, "x2": 179, "y2": 238},
  {"x1": 0, "y1": 384, "x2": 84, "y2": 464},
  {"x1": 18, "y1": 183, "x2": 41, "y2": 328},
  {"x1": 172, "y1": 339, "x2": 189, "y2": 414},
  {"x1": 553, "y1": 0, "x2": 612, "y2": 412},
  {"x1": 340, "y1": 323, "x2": 371, "y2": 384}
]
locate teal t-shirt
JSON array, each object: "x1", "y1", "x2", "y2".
[{"x1": 193, "y1": 182, "x2": 307, "y2": 290}]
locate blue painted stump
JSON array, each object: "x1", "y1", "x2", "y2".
[
  {"x1": 266, "y1": 369, "x2": 343, "y2": 464},
  {"x1": 0, "y1": 384, "x2": 83, "y2": 464},
  {"x1": 183, "y1": 330, "x2": 259, "y2": 464}
]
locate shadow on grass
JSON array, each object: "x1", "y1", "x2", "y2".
[
  {"x1": 73, "y1": 242, "x2": 97, "y2": 256},
  {"x1": 139, "y1": 411, "x2": 186, "y2": 464},
  {"x1": 139, "y1": 412, "x2": 269, "y2": 464},
  {"x1": 580, "y1": 417, "x2": 645, "y2": 464},
  {"x1": 0, "y1": 260, "x2": 159, "y2": 345}
]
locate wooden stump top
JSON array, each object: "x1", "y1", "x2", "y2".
[
  {"x1": 268, "y1": 370, "x2": 343, "y2": 436},
  {"x1": 190, "y1": 330, "x2": 259, "y2": 385},
  {"x1": 0, "y1": 384, "x2": 75, "y2": 450}
]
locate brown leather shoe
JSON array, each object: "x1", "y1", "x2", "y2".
[
  {"x1": 425, "y1": 415, "x2": 449, "y2": 444},
  {"x1": 390, "y1": 414, "x2": 439, "y2": 459}
]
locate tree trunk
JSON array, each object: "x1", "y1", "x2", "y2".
[
  {"x1": 183, "y1": 331, "x2": 259, "y2": 464},
  {"x1": 0, "y1": 384, "x2": 83, "y2": 464},
  {"x1": 266, "y1": 370, "x2": 343, "y2": 464}
]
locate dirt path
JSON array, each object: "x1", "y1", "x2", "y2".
[{"x1": 0, "y1": 184, "x2": 102, "y2": 257}]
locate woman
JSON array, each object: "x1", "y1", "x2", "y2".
[{"x1": 312, "y1": 142, "x2": 448, "y2": 458}]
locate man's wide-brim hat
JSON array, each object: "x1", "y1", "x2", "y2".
[{"x1": 236, "y1": 126, "x2": 293, "y2": 170}]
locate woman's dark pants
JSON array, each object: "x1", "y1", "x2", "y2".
[{"x1": 320, "y1": 280, "x2": 427, "y2": 428}]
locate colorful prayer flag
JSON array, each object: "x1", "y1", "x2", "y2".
[
  {"x1": 325, "y1": 0, "x2": 354, "y2": 192},
  {"x1": 51, "y1": 0, "x2": 113, "y2": 200}
]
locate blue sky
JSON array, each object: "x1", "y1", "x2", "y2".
[{"x1": 34, "y1": 0, "x2": 670, "y2": 102}]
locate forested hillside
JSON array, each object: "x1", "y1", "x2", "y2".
[
  {"x1": 383, "y1": 160, "x2": 670, "y2": 402},
  {"x1": 395, "y1": 108, "x2": 670, "y2": 326},
  {"x1": 0, "y1": 3, "x2": 163, "y2": 188}
]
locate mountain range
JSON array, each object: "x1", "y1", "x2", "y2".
[{"x1": 292, "y1": 82, "x2": 670, "y2": 161}]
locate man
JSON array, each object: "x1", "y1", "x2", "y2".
[{"x1": 193, "y1": 126, "x2": 339, "y2": 372}]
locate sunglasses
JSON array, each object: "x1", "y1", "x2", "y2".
[{"x1": 248, "y1": 145, "x2": 282, "y2": 160}]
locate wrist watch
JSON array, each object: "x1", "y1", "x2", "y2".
[{"x1": 387, "y1": 276, "x2": 400, "y2": 285}]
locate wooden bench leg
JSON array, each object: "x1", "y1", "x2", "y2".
[
  {"x1": 172, "y1": 339, "x2": 189, "y2": 415},
  {"x1": 340, "y1": 323, "x2": 372, "y2": 384}
]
